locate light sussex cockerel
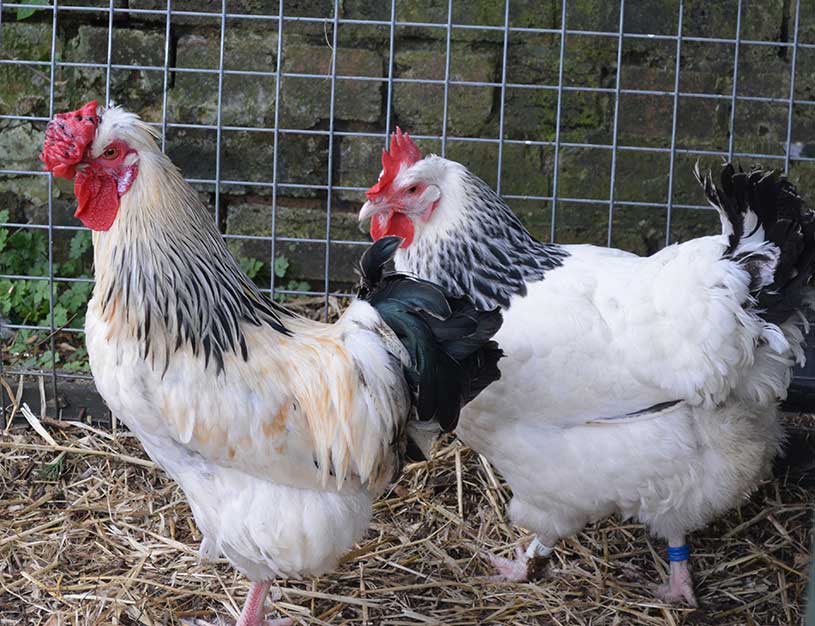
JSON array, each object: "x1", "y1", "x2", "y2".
[
  {"x1": 40, "y1": 103, "x2": 503, "y2": 626},
  {"x1": 359, "y1": 130, "x2": 815, "y2": 606}
]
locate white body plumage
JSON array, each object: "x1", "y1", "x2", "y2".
[
  {"x1": 443, "y1": 239, "x2": 793, "y2": 543},
  {"x1": 86, "y1": 294, "x2": 407, "y2": 580}
]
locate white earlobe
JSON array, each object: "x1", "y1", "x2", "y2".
[{"x1": 421, "y1": 185, "x2": 441, "y2": 204}]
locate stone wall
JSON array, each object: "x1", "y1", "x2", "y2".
[{"x1": 2, "y1": 0, "x2": 815, "y2": 287}]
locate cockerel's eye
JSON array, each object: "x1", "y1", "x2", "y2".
[
  {"x1": 408, "y1": 186, "x2": 418, "y2": 194},
  {"x1": 102, "y1": 146, "x2": 119, "y2": 160}
]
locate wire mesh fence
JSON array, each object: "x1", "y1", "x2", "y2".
[{"x1": 2, "y1": 0, "x2": 815, "y2": 406}]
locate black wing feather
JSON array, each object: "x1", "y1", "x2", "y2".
[{"x1": 357, "y1": 236, "x2": 504, "y2": 434}]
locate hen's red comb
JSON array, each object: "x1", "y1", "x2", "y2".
[
  {"x1": 365, "y1": 127, "x2": 422, "y2": 199},
  {"x1": 40, "y1": 100, "x2": 100, "y2": 180}
]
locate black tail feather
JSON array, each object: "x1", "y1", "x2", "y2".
[
  {"x1": 696, "y1": 162, "x2": 815, "y2": 325},
  {"x1": 357, "y1": 236, "x2": 503, "y2": 434}
]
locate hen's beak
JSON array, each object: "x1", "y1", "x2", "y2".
[{"x1": 359, "y1": 199, "x2": 391, "y2": 222}]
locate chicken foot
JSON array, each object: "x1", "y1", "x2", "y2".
[
  {"x1": 485, "y1": 536, "x2": 553, "y2": 582},
  {"x1": 655, "y1": 536, "x2": 698, "y2": 607}
]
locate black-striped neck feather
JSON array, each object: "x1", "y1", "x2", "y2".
[
  {"x1": 91, "y1": 150, "x2": 290, "y2": 374},
  {"x1": 397, "y1": 171, "x2": 568, "y2": 310}
]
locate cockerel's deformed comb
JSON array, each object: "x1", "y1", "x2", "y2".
[{"x1": 365, "y1": 127, "x2": 422, "y2": 199}]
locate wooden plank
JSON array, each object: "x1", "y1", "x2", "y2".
[{"x1": 2, "y1": 375, "x2": 111, "y2": 423}]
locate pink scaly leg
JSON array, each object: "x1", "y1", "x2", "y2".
[
  {"x1": 655, "y1": 536, "x2": 698, "y2": 607},
  {"x1": 184, "y1": 581, "x2": 293, "y2": 626}
]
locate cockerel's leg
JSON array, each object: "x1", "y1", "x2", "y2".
[
  {"x1": 183, "y1": 581, "x2": 293, "y2": 626},
  {"x1": 485, "y1": 536, "x2": 554, "y2": 582},
  {"x1": 655, "y1": 536, "x2": 698, "y2": 607}
]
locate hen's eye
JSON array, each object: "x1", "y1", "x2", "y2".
[
  {"x1": 102, "y1": 146, "x2": 119, "y2": 159},
  {"x1": 408, "y1": 186, "x2": 418, "y2": 194}
]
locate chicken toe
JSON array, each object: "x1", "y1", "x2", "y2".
[
  {"x1": 485, "y1": 538, "x2": 552, "y2": 582},
  {"x1": 486, "y1": 548, "x2": 534, "y2": 582}
]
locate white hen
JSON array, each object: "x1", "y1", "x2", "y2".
[{"x1": 359, "y1": 130, "x2": 815, "y2": 606}]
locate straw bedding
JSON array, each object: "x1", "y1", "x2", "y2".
[{"x1": 0, "y1": 394, "x2": 811, "y2": 626}]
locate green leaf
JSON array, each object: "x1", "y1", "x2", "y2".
[
  {"x1": 52, "y1": 305, "x2": 69, "y2": 329},
  {"x1": 0, "y1": 280, "x2": 12, "y2": 316},
  {"x1": 39, "y1": 456, "x2": 64, "y2": 480},
  {"x1": 273, "y1": 255, "x2": 289, "y2": 279},
  {"x1": 16, "y1": 0, "x2": 49, "y2": 21},
  {"x1": 63, "y1": 347, "x2": 90, "y2": 372},
  {"x1": 34, "y1": 349, "x2": 58, "y2": 368},
  {"x1": 8, "y1": 330, "x2": 33, "y2": 355},
  {"x1": 287, "y1": 280, "x2": 311, "y2": 292},
  {"x1": 31, "y1": 280, "x2": 50, "y2": 313},
  {"x1": 274, "y1": 280, "x2": 311, "y2": 303},
  {"x1": 0, "y1": 211, "x2": 8, "y2": 254},
  {"x1": 60, "y1": 281, "x2": 93, "y2": 316},
  {"x1": 0, "y1": 224, "x2": 93, "y2": 333},
  {"x1": 68, "y1": 230, "x2": 92, "y2": 261},
  {"x1": 63, "y1": 359, "x2": 90, "y2": 372},
  {"x1": 239, "y1": 256, "x2": 264, "y2": 280}
]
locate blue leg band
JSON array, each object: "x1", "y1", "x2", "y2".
[{"x1": 667, "y1": 544, "x2": 691, "y2": 562}]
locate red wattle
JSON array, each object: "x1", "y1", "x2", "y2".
[
  {"x1": 74, "y1": 167, "x2": 120, "y2": 231},
  {"x1": 370, "y1": 210, "x2": 414, "y2": 248},
  {"x1": 370, "y1": 211, "x2": 389, "y2": 241}
]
